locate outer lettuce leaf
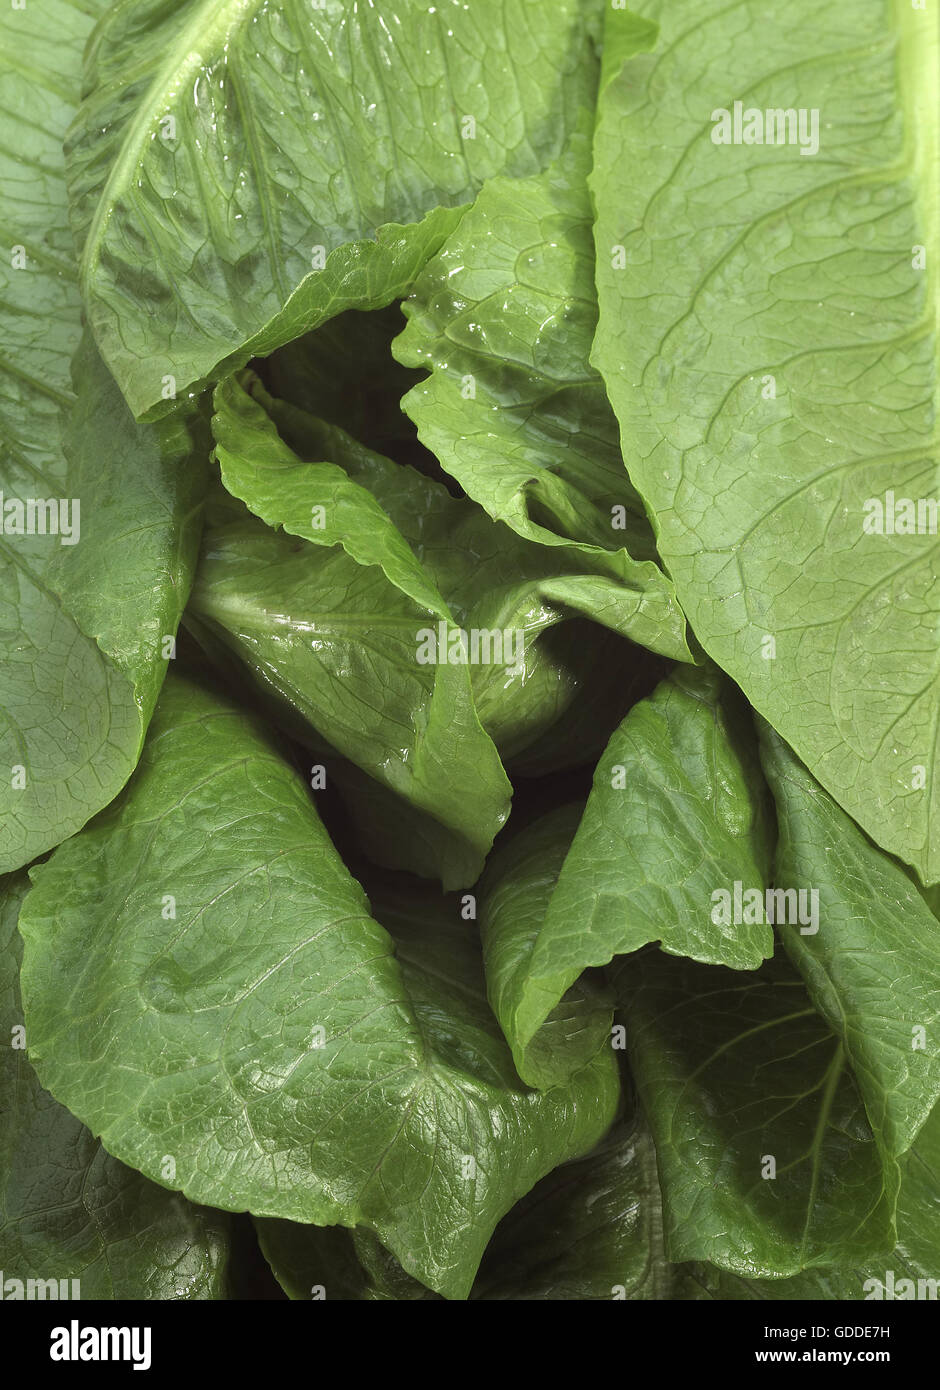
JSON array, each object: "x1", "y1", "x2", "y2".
[
  {"x1": 395, "y1": 131, "x2": 691, "y2": 661},
  {"x1": 760, "y1": 726, "x2": 940, "y2": 1159},
  {"x1": 592, "y1": 0, "x2": 940, "y2": 883},
  {"x1": 67, "y1": 0, "x2": 602, "y2": 417},
  {"x1": 614, "y1": 948, "x2": 899, "y2": 1277},
  {"x1": 494, "y1": 667, "x2": 775, "y2": 1058},
  {"x1": 479, "y1": 804, "x2": 613, "y2": 1090},
  {"x1": 259, "y1": 1102, "x2": 940, "y2": 1301},
  {"x1": 17, "y1": 673, "x2": 618, "y2": 1301},
  {"x1": 52, "y1": 336, "x2": 209, "y2": 734},
  {"x1": 0, "y1": 5, "x2": 205, "y2": 874},
  {"x1": 692, "y1": 1100, "x2": 940, "y2": 1300},
  {"x1": 1, "y1": 872, "x2": 231, "y2": 1299}
]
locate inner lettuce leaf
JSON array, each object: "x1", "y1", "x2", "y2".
[
  {"x1": 66, "y1": 0, "x2": 605, "y2": 418},
  {"x1": 1, "y1": 872, "x2": 232, "y2": 1299},
  {"x1": 485, "y1": 666, "x2": 776, "y2": 1063},
  {"x1": 212, "y1": 371, "x2": 450, "y2": 619},
  {"x1": 201, "y1": 369, "x2": 685, "y2": 882},
  {"x1": 218, "y1": 353, "x2": 691, "y2": 663},
  {"x1": 479, "y1": 804, "x2": 614, "y2": 1090},
  {"x1": 394, "y1": 129, "x2": 692, "y2": 660},
  {"x1": 186, "y1": 491, "x2": 512, "y2": 888},
  {"x1": 262, "y1": 303, "x2": 435, "y2": 472},
  {"x1": 591, "y1": 0, "x2": 939, "y2": 883},
  {"x1": 17, "y1": 672, "x2": 619, "y2": 1301},
  {"x1": 0, "y1": 0, "x2": 206, "y2": 874}
]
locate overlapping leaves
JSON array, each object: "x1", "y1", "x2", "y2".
[{"x1": 0, "y1": 0, "x2": 936, "y2": 1305}]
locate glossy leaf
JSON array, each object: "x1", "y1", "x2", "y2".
[
  {"x1": 68, "y1": 0, "x2": 602, "y2": 417},
  {"x1": 1, "y1": 872, "x2": 231, "y2": 1299},
  {"x1": 395, "y1": 132, "x2": 692, "y2": 662},
  {"x1": 480, "y1": 804, "x2": 613, "y2": 1089},
  {"x1": 760, "y1": 725, "x2": 940, "y2": 1158},
  {"x1": 0, "y1": 5, "x2": 204, "y2": 874},
  {"x1": 475, "y1": 1117, "x2": 705, "y2": 1301},
  {"x1": 187, "y1": 492, "x2": 511, "y2": 886},
  {"x1": 500, "y1": 667, "x2": 775, "y2": 1056},
  {"x1": 213, "y1": 372, "x2": 448, "y2": 618},
  {"x1": 691, "y1": 1100, "x2": 940, "y2": 1300},
  {"x1": 614, "y1": 948, "x2": 899, "y2": 1277},
  {"x1": 203, "y1": 377, "x2": 679, "y2": 881},
  {"x1": 591, "y1": 0, "x2": 940, "y2": 881},
  {"x1": 18, "y1": 673, "x2": 618, "y2": 1300}
]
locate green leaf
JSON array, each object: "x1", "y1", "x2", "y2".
[
  {"x1": 227, "y1": 366, "x2": 687, "y2": 752},
  {"x1": 325, "y1": 622, "x2": 653, "y2": 886},
  {"x1": 760, "y1": 725, "x2": 940, "y2": 1159},
  {"x1": 0, "y1": 5, "x2": 205, "y2": 874},
  {"x1": 500, "y1": 666, "x2": 775, "y2": 1055},
  {"x1": 18, "y1": 673, "x2": 618, "y2": 1300},
  {"x1": 690, "y1": 1100, "x2": 940, "y2": 1300},
  {"x1": 258, "y1": 1112, "x2": 706, "y2": 1302},
  {"x1": 480, "y1": 804, "x2": 614, "y2": 1089},
  {"x1": 592, "y1": 0, "x2": 940, "y2": 883},
  {"x1": 395, "y1": 130, "x2": 691, "y2": 663},
  {"x1": 265, "y1": 1099, "x2": 940, "y2": 1301},
  {"x1": 213, "y1": 371, "x2": 448, "y2": 618},
  {"x1": 67, "y1": 0, "x2": 602, "y2": 418},
  {"x1": 1, "y1": 872, "x2": 231, "y2": 1299},
  {"x1": 187, "y1": 493, "x2": 510, "y2": 887},
  {"x1": 255, "y1": 1219, "x2": 438, "y2": 1301},
  {"x1": 203, "y1": 377, "x2": 679, "y2": 879},
  {"x1": 326, "y1": 759, "x2": 494, "y2": 890},
  {"x1": 52, "y1": 335, "x2": 209, "y2": 732},
  {"x1": 614, "y1": 948, "x2": 899, "y2": 1277},
  {"x1": 474, "y1": 1117, "x2": 704, "y2": 1301}
]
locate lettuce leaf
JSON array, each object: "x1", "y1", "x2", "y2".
[
  {"x1": 591, "y1": 0, "x2": 940, "y2": 883},
  {"x1": 18, "y1": 672, "x2": 618, "y2": 1300}
]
